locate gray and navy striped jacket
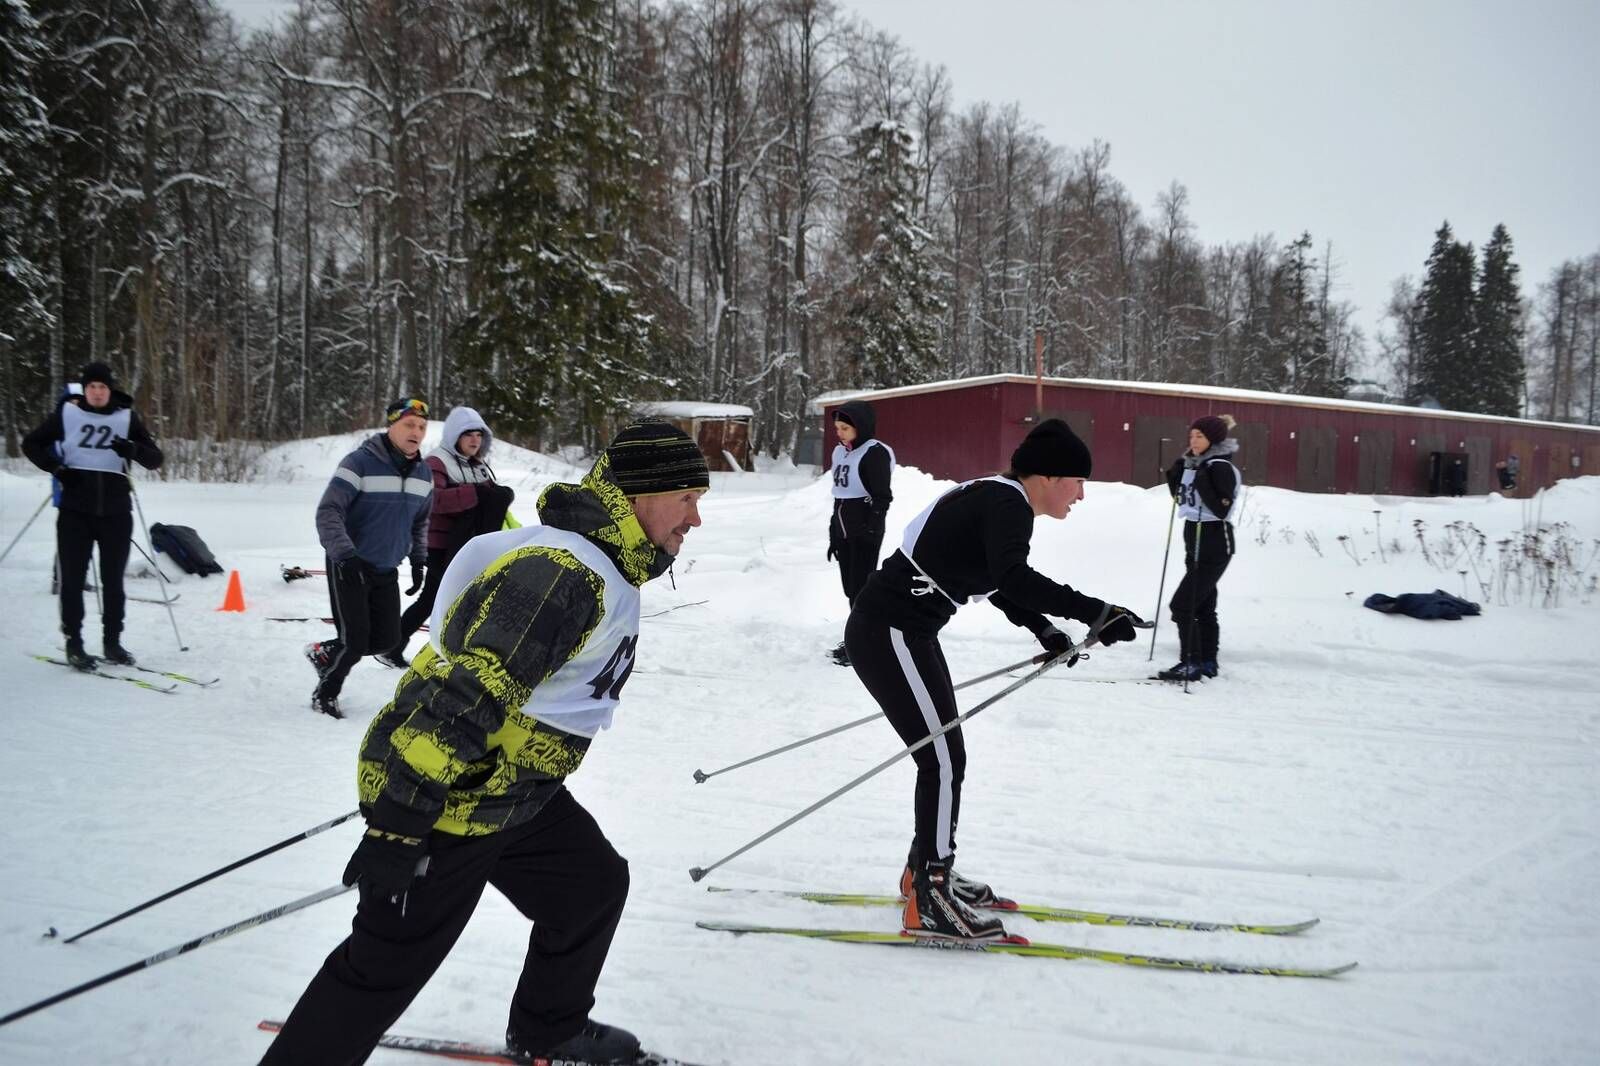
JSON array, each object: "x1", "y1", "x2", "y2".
[{"x1": 315, "y1": 434, "x2": 432, "y2": 570}]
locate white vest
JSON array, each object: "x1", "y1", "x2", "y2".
[
  {"x1": 830, "y1": 439, "x2": 895, "y2": 500},
  {"x1": 897, "y1": 475, "x2": 1027, "y2": 607},
  {"x1": 1178, "y1": 459, "x2": 1241, "y2": 523},
  {"x1": 429, "y1": 524, "x2": 640, "y2": 738},
  {"x1": 429, "y1": 445, "x2": 494, "y2": 486},
  {"x1": 60, "y1": 405, "x2": 132, "y2": 473}
]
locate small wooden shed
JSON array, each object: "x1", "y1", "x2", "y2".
[{"x1": 633, "y1": 401, "x2": 756, "y2": 472}]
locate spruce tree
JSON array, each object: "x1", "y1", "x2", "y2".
[
  {"x1": 1414, "y1": 222, "x2": 1478, "y2": 410},
  {"x1": 0, "y1": 0, "x2": 49, "y2": 450},
  {"x1": 835, "y1": 120, "x2": 946, "y2": 389},
  {"x1": 458, "y1": 0, "x2": 660, "y2": 445},
  {"x1": 1472, "y1": 223, "x2": 1524, "y2": 417}
]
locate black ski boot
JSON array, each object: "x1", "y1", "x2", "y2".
[
  {"x1": 506, "y1": 1019, "x2": 640, "y2": 1064},
  {"x1": 829, "y1": 641, "x2": 851, "y2": 667},
  {"x1": 900, "y1": 859, "x2": 1009, "y2": 910},
  {"x1": 64, "y1": 637, "x2": 95, "y2": 672},
  {"x1": 310, "y1": 689, "x2": 343, "y2": 719},
  {"x1": 304, "y1": 640, "x2": 337, "y2": 679},
  {"x1": 373, "y1": 647, "x2": 410, "y2": 670},
  {"x1": 901, "y1": 861, "x2": 1009, "y2": 942},
  {"x1": 1156, "y1": 661, "x2": 1204, "y2": 682},
  {"x1": 1200, "y1": 659, "x2": 1219, "y2": 678},
  {"x1": 102, "y1": 639, "x2": 136, "y2": 666}
]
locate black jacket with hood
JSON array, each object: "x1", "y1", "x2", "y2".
[{"x1": 829, "y1": 399, "x2": 894, "y2": 545}]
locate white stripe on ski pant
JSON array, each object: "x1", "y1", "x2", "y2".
[{"x1": 889, "y1": 627, "x2": 955, "y2": 860}]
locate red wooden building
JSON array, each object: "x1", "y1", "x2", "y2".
[{"x1": 822, "y1": 375, "x2": 1600, "y2": 497}]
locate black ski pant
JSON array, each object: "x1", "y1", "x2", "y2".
[
  {"x1": 833, "y1": 530, "x2": 884, "y2": 607},
  {"x1": 393, "y1": 547, "x2": 453, "y2": 653},
  {"x1": 259, "y1": 787, "x2": 629, "y2": 1066},
  {"x1": 316, "y1": 556, "x2": 401, "y2": 698},
  {"x1": 1169, "y1": 520, "x2": 1233, "y2": 664},
  {"x1": 844, "y1": 610, "x2": 964, "y2": 866},
  {"x1": 56, "y1": 508, "x2": 133, "y2": 644}
]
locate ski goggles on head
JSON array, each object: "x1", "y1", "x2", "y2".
[{"x1": 385, "y1": 397, "x2": 429, "y2": 424}]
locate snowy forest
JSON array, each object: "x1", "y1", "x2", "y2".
[{"x1": 2, "y1": 0, "x2": 1598, "y2": 463}]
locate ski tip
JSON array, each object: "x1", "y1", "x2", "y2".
[{"x1": 42, "y1": 926, "x2": 58, "y2": 939}]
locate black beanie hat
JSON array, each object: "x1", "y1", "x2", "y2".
[
  {"x1": 1191, "y1": 415, "x2": 1230, "y2": 446},
  {"x1": 80, "y1": 362, "x2": 116, "y2": 389},
  {"x1": 1010, "y1": 418, "x2": 1092, "y2": 478},
  {"x1": 606, "y1": 419, "x2": 710, "y2": 496}
]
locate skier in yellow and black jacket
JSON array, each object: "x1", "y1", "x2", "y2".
[{"x1": 261, "y1": 420, "x2": 710, "y2": 1066}]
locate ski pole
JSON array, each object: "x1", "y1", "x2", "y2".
[
  {"x1": 55, "y1": 810, "x2": 362, "y2": 944},
  {"x1": 692, "y1": 653, "x2": 1050, "y2": 784},
  {"x1": 124, "y1": 469, "x2": 186, "y2": 651},
  {"x1": 0, "y1": 494, "x2": 51, "y2": 566},
  {"x1": 688, "y1": 637, "x2": 1096, "y2": 883},
  {"x1": 0, "y1": 882, "x2": 355, "y2": 1028},
  {"x1": 1149, "y1": 495, "x2": 1178, "y2": 661}
]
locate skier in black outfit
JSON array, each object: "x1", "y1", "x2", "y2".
[
  {"x1": 22, "y1": 362, "x2": 164, "y2": 670},
  {"x1": 826, "y1": 400, "x2": 894, "y2": 665},
  {"x1": 844, "y1": 418, "x2": 1147, "y2": 942},
  {"x1": 1159, "y1": 413, "x2": 1241, "y2": 682}
]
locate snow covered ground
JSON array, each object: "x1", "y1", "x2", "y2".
[{"x1": 1, "y1": 426, "x2": 1597, "y2": 1066}]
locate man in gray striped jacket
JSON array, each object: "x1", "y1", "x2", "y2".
[{"x1": 306, "y1": 398, "x2": 433, "y2": 718}]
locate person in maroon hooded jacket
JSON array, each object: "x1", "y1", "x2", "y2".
[{"x1": 376, "y1": 404, "x2": 514, "y2": 668}]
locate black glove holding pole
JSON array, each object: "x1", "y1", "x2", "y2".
[{"x1": 343, "y1": 827, "x2": 429, "y2": 902}]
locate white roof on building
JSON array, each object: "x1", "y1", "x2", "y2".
[{"x1": 819, "y1": 374, "x2": 1600, "y2": 435}]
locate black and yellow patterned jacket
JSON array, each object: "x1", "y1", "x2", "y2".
[{"x1": 356, "y1": 455, "x2": 673, "y2": 839}]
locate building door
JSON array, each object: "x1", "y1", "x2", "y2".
[
  {"x1": 1414, "y1": 432, "x2": 1446, "y2": 492},
  {"x1": 1133, "y1": 416, "x2": 1190, "y2": 488},
  {"x1": 1295, "y1": 427, "x2": 1337, "y2": 493},
  {"x1": 1231, "y1": 422, "x2": 1268, "y2": 487},
  {"x1": 1356, "y1": 430, "x2": 1394, "y2": 494},
  {"x1": 1464, "y1": 436, "x2": 1492, "y2": 494}
]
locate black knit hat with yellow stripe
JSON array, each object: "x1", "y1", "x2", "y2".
[{"x1": 605, "y1": 419, "x2": 710, "y2": 496}]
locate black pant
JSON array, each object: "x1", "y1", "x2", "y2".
[
  {"x1": 260, "y1": 787, "x2": 629, "y2": 1066},
  {"x1": 317, "y1": 556, "x2": 401, "y2": 697},
  {"x1": 845, "y1": 610, "x2": 964, "y2": 864},
  {"x1": 393, "y1": 548, "x2": 452, "y2": 652},
  {"x1": 834, "y1": 531, "x2": 884, "y2": 607},
  {"x1": 56, "y1": 508, "x2": 133, "y2": 644},
  {"x1": 1170, "y1": 521, "x2": 1233, "y2": 664}
]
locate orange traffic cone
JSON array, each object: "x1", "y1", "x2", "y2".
[{"x1": 218, "y1": 569, "x2": 247, "y2": 612}]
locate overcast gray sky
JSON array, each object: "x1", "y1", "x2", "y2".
[
  {"x1": 846, "y1": 0, "x2": 1600, "y2": 359},
  {"x1": 228, "y1": 0, "x2": 1599, "y2": 363}
]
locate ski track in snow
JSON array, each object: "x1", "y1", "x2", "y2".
[{"x1": 0, "y1": 435, "x2": 1597, "y2": 1065}]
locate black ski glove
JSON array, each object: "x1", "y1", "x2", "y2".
[
  {"x1": 1091, "y1": 603, "x2": 1148, "y2": 646},
  {"x1": 343, "y1": 827, "x2": 428, "y2": 900},
  {"x1": 405, "y1": 561, "x2": 425, "y2": 596},
  {"x1": 1037, "y1": 626, "x2": 1079, "y2": 666},
  {"x1": 109, "y1": 436, "x2": 137, "y2": 459}
]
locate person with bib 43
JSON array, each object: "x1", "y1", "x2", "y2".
[
  {"x1": 826, "y1": 399, "x2": 894, "y2": 665},
  {"x1": 259, "y1": 420, "x2": 709, "y2": 1066},
  {"x1": 844, "y1": 418, "x2": 1147, "y2": 943},
  {"x1": 1159, "y1": 413, "x2": 1242, "y2": 682},
  {"x1": 23, "y1": 362, "x2": 164, "y2": 670}
]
